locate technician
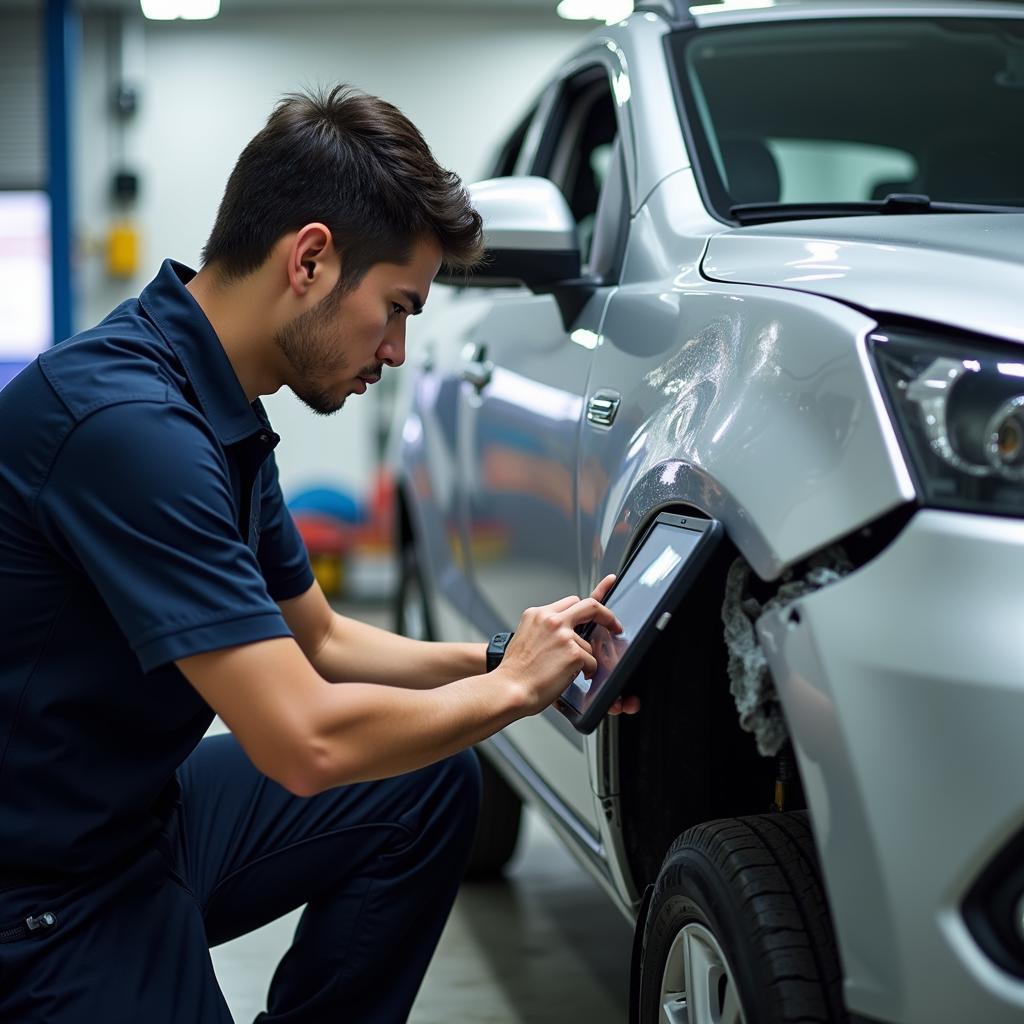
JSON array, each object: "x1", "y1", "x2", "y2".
[{"x1": 0, "y1": 86, "x2": 628, "y2": 1023}]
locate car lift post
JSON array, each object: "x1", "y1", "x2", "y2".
[{"x1": 46, "y1": 0, "x2": 77, "y2": 345}]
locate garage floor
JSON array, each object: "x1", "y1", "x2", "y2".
[
  {"x1": 210, "y1": 808, "x2": 632, "y2": 1022},
  {"x1": 207, "y1": 601, "x2": 632, "y2": 1022}
]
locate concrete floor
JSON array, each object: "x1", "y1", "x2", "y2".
[
  {"x1": 210, "y1": 808, "x2": 632, "y2": 1022},
  {"x1": 207, "y1": 599, "x2": 633, "y2": 1022}
]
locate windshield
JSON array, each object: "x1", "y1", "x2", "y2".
[{"x1": 670, "y1": 17, "x2": 1024, "y2": 220}]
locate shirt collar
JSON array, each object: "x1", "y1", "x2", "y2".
[{"x1": 139, "y1": 259, "x2": 273, "y2": 446}]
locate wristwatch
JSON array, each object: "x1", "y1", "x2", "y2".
[{"x1": 486, "y1": 631, "x2": 514, "y2": 672}]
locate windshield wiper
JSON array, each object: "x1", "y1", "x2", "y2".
[{"x1": 730, "y1": 193, "x2": 1024, "y2": 226}]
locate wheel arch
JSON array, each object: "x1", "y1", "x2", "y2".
[
  {"x1": 607, "y1": 499, "x2": 913, "y2": 902},
  {"x1": 602, "y1": 498, "x2": 780, "y2": 895}
]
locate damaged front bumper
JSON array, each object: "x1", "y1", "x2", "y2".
[{"x1": 757, "y1": 509, "x2": 1024, "y2": 1024}]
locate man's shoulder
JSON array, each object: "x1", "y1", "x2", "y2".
[
  {"x1": 37, "y1": 299, "x2": 185, "y2": 424},
  {"x1": 0, "y1": 305, "x2": 211, "y2": 505},
  {"x1": 47, "y1": 398, "x2": 223, "y2": 496}
]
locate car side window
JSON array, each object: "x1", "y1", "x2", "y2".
[
  {"x1": 488, "y1": 102, "x2": 539, "y2": 180},
  {"x1": 536, "y1": 68, "x2": 626, "y2": 279}
]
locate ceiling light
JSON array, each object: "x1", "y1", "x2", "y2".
[
  {"x1": 140, "y1": 0, "x2": 220, "y2": 20},
  {"x1": 556, "y1": 0, "x2": 634, "y2": 24},
  {"x1": 689, "y1": 0, "x2": 775, "y2": 13}
]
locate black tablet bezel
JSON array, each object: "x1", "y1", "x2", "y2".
[{"x1": 555, "y1": 512, "x2": 723, "y2": 735}]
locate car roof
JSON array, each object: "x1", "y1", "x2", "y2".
[{"x1": 635, "y1": 0, "x2": 1024, "y2": 30}]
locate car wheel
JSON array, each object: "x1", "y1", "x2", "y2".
[
  {"x1": 395, "y1": 537, "x2": 435, "y2": 640},
  {"x1": 465, "y1": 752, "x2": 523, "y2": 880},
  {"x1": 639, "y1": 812, "x2": 845, "y2": 1024}
]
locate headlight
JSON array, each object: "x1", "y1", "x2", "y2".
[{"x1": 870, "y1": 328, "x2": 1024, "y2": 515}]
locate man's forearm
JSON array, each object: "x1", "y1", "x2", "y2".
[
  {"x1": 312, "y1": 611, "x2": 486, "y2": 688},
  {"x1": 303, "y1": 668, "x2": 525, "y2": 788},
  {"x1": 181, "y1": 592, "x2": 619, "y2": 795},
  {"x1": 180, "y1": 636, "x2": 524, "y2": 793}
]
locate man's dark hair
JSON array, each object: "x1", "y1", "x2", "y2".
[{"x1": 202, "y1": 85, "x2": 484, "y2": 288}]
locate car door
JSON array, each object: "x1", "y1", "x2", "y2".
[
  {"x1": 397, "y1": 98, "x2": 546, "y2": 646},
  {"x1": 459, "y1": 61, "x2": 632, "y2": 833}
]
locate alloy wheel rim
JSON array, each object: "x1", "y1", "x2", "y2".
[{"x1": 659, "y1": 922, "x2": 747, "y2": 1024}]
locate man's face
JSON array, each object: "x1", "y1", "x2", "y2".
[{"x1": 274, "y1": 235, "x2": 442, "y2": 416}]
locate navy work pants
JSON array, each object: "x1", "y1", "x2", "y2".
[{"x1": 0, "y1": 735, "x2": 482, "y2": 1022}]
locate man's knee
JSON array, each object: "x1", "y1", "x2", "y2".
[{"x1": 446, "y1": 746, "x2": 483, "y2": 826}]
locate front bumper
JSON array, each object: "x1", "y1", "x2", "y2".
[{"x1": 757, "y1": 509, "x2": 1024, "y2": 1024}]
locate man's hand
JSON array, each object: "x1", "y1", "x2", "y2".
[
  {"x1": 589, "y1": 573, "x2": 616, "y2": 605},
  {"x1": 496, "y1": 586, "x2": 623, "y2": 716},
  {"x1": 178, "y1": 575, "x2": 636, "y2": 796}
]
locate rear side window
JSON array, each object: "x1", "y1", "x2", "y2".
[
  {"x1": 535, "y1": 68, "x2": 622, "y2": 271},
  {"x1": 564, "y1": 90, "x2": 617, "y2": 260},
  {"x1": 489, "y1": 103, "x2": 538, "y2": 179}
]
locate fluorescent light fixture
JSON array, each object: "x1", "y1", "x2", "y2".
[
  {"x1": 141, "y1": 0, "x2": 177, "y2": 17},
  {"x1": 689, "y1": 0, "x2": 775, "y2": 13},
  {"x1": 141, "y1": 0, "x2": 220, "y2": 20},
  {"x1": 556, "y1": 0, "x2": 634, "y2": 24}
]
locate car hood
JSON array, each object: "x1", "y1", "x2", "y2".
[{"x1": 701, "y1": 214, "x2": 1024, "y2": 344}]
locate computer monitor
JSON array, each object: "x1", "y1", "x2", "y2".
[{"x1": 0, "y1": 190, "x2": 52, "y2": 388}]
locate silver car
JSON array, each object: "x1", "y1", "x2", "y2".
[{"x1": 394, "y1": 2, "x2": 1024, "y2": 1021}]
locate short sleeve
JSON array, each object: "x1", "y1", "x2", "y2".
[
  {"x1": 35, "y1": 401, "x2": 293, "y2": 673},
  {"x1": 256, "y1": 452, "x2": 314, "y2": 601}
]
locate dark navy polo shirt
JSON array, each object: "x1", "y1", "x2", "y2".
[{"x1": 0, "y1": 259, "x2": 315, "y2": 880}]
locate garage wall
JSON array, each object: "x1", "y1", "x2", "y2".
[
  {"x1": 74, "y1": 6, "x2": 587, "y2": 502},
  {"x1": 0, "y1": 11, "x2": 46, "y2": 190}
]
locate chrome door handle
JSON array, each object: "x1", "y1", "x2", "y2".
[
  {"x1": 461, "y1": 341, "x2": 492, "y2": 392},
  {"x1": 461, "y1": 359, "x2": 493, "y2": 391},
  {"x1": 586, "y1": 389, "x2": 621, "y2": 427}
]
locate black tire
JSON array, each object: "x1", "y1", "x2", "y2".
[
  {"x1": 639, "y1": 812, "x2": 846, "y2": 1024},
  {"x1": 464, "y1": 752, "x2": 523, "y2": 880},
  {"x1": 395, "y1": 539, "x2": 435, "y2": 640}
]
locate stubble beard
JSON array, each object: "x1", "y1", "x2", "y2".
[{"x1": 273, "y1": 297, "x2": 351, "y2": 417}]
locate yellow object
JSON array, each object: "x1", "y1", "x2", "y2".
[
  {"x1": 106, "y1": 220, "x2": 140, "y2": 278},
  {"x1": 773, "y1": 779, "x2": 787, "y2": 813},
  {"x1": 310, "y1": 554, "x2": 345, "y2": 598}
]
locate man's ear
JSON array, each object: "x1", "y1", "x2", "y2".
[{"x1": 286, "y1": 223, "x2": 340, "y2": 299}]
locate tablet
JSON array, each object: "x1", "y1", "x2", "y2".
[{"x1": 555, "y1": 513, "x2": 723, "y2": 734}]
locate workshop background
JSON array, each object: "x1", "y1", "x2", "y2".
[{"x1": 0, "y1": 0, "x2": 633, "y2": 1020}]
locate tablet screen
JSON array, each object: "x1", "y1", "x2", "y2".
[{"x1": 561, "y1": 523, "x2": 704, "y2": 715}]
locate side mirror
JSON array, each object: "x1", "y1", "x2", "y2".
[{"x1": 439, "y1": 176, "x2": 595, "y2": 329}]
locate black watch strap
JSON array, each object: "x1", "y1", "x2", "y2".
[{"x1": 486, "y1": 631, "x2": 514, "y2": 672}]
